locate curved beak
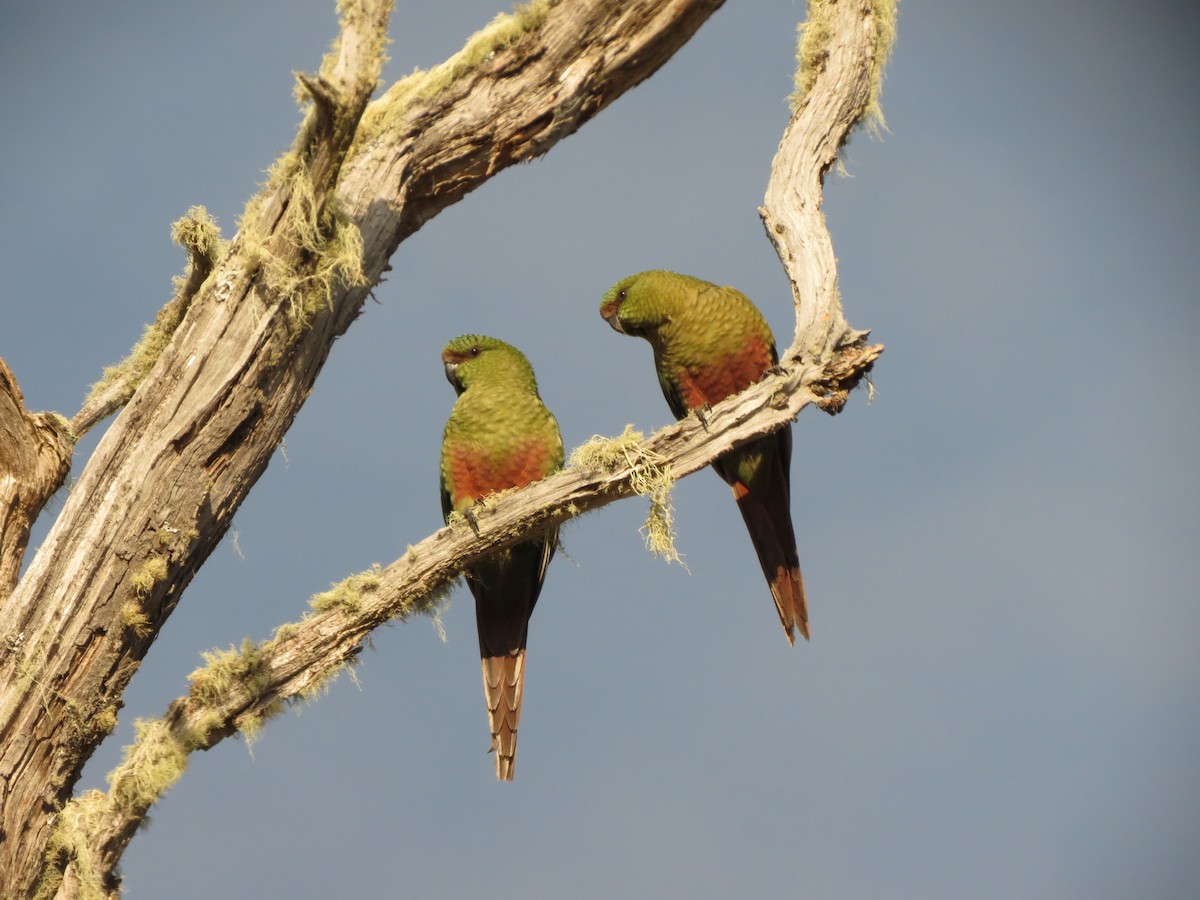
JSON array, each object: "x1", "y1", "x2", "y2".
[{"x1": 599, "y1": 299, "x2": 625, "y2": 334}]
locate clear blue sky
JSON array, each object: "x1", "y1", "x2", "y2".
[{"x1": 2, "y1": 1, "x2": 1197, "y2": 897}]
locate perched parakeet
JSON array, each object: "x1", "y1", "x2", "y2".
[
  {"x1": 440, "y1": 334, "x2": 564, "y2": 780},
  {"x1": 599, "y1": 270, "x2": 809, "y2": 645}
]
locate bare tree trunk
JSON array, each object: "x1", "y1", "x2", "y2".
[{"x1": 0, "y1": 0, "x2": 894, "y2": 896}]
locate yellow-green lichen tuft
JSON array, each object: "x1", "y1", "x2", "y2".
[
  {"x1": 355, "y1": 0, "x2": 551, "y2": 147},
  {"x1": 570, "y1": 426, "x2": 684, "y2": 565},
  {"x1": 867, "y1": 0, "x2": 898, "y2": 130},
  {"x1": 181, "y1": 708, "x2": 226, "y2": 749},
  {"x1": 129, "y1": 555, "x2": 168, "y2": 598},
  {"x1": 309, "y1": 0, "x2": 394, "y2": 101},
  {"x1": 273, "y1": 620, "x2": 301, "y2": 643},
  {"x1": 108, "y1": 718, "x2": 190, "y2": 812},
  {"x1": 40, "y1": 713, "x2": 192, "y2": 895},
  {"x1": 89, "y1": 704, "x2": 119, "y2": 742},
  {"x1": 236, "y1": 699, "x2": 286, "y2": 749},
  {"x1": 411, "y1": 577, "x2": 454, "y2": 625},
  {"x1": 792, "y1": 3, "x2": 833, "y2": 105},
  {"x1": 188, "y1": 637, "x2": 272, "y2": 708},
  {"x1": 36, "y1": 790, "x2": 108, "y2": 900},
  {"x1": 169, "y1": 205, "x2": 224, "y2": 289},
  {"x1": 239, "y1": 158, "x2": 367, "y2": 336},
  {"x1": 310, "y1": 563, "x2": 382, "y2": 613},
  {"x1": 87, "y1": 321, "x2": 170, "y2": 407},
  {"x1": 235, "y1": 0, "x2": 390, "y2": 341},
  {"x1": 120, "y1": 600, "x2": 152, "y2": 637},
  {"x1": 568, "y1": 424, "x2": 645, "y2": 471},
  {"x1": 430, "y1": 596, "x2": 449, "y2": 643},
  {"x1": 85, "y1": 208, "x2": 221, "y2": 409},
  {"x1": 63, "y1": 699, "x2": 120, "y2": 756},
  {"x1": 792, "y1": 0, "x2": 897, "y2": 133}
]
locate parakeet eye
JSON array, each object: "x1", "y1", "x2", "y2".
[
  {"x1": 468, "y1": 346, "x2": 481, "y2": 358},
  {"x1": 618, "y1": 288, "x2": 628, "y2": 301}
]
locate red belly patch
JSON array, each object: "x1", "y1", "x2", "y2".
[
  {"x1": 675, "y1": 333, "x2": 773, "y2": 410},
  {"x1": 448, "y1": 440, "x2": 555, "y2": 508}
]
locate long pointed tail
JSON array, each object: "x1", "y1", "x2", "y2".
[
  {"x1": 768, "y1": 559, "x2": 809, "y2": 645},
  {"x1": 732, "y1": 485, "x2": 810, "y2": 644},
  {"x1": 481, "y1": 651, "x2": 525, "y2": 780}
]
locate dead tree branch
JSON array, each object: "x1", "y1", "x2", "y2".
[{"x1": 763, "y1": 0, "x2": 896, "y2": 362}]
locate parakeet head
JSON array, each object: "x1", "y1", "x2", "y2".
[
  {"x1": 598, "y1": 269, "x2": 684, "y2": 338},
  {"x1": 601, "y1": 270, "x2": 775, "y2": 356},
  {"x1": 441, "y1": 334, "x2": 539, "y2": 395}
]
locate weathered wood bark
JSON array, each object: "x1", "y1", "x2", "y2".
[
  {"x1": 0, "y1": 360, "x2": 73, "y2": 600},
  {"x1": 762, "y1": 0, "x2": 894, "y2": 362},
  {"x1": 0, "y1": 0, "x2": 894, "y2": 895}
]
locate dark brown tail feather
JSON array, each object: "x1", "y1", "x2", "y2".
[
  {"x1": 481, "y1": 652, "x2": 525, "y2": 781},
  {"x1": 732, "y1": 486, "x2": 810, "y2": 644}
]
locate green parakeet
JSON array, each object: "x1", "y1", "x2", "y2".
[
  {"x1": 440, "y1": 335, "x2": 564, "y2": 780},
  {"x1": 599, "y1": 270, "x2": 809, "y2": 645}
]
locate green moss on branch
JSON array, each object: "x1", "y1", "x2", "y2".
[
  {"x1": 793, "y1": 0, "x2": 897, "y2": 130},
  {"x1": 84, "y1": 207, "x2": 222, "y2": 409},
  {"x1": 570, "y1": 425, "x2": 683, "y2": 565}
]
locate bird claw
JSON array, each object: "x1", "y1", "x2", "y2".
[
  {"x1": 695, "y1": 404, "x2": 713, "y2": 431},
  {"x1": 464, "y1": 505, "x2": 482, "y2": 536}
]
